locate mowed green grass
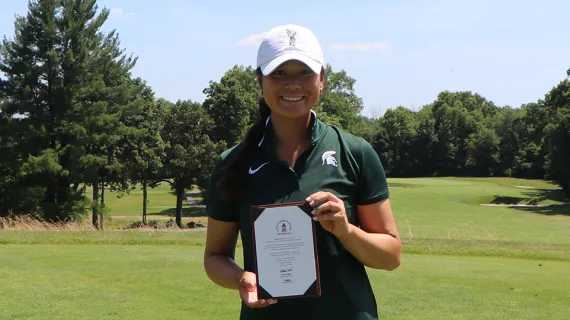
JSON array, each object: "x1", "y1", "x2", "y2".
[
  {"x1": 92, "y1": 183, "x2": 202, "y2": 217},
  {"x1": 388, "y1": 177, "x2": 570, "y2": 245},
  {"x1": 1, "y1": 177, "x2": 569, "y2": 319},
  {"x1": 97, "y1": 177, "x2": 569, "y2": 242},
  {"x1": 0, "y1": 245, "x2": 568, "y2": 320},
  {"x1": 83, "y1": 183, "x2": 206, "y2": 228}
]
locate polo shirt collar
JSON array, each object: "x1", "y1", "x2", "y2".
[{"x1": 257, "y1": 110, "x2": 326, "y2": 149}]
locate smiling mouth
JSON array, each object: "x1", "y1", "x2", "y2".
[{"x1": 281, "y1": 96, "x2": 304, "y2": 102}]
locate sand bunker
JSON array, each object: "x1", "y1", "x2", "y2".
[{"x1": 515, "y1": 186, "x2": 535, "y2": 189}]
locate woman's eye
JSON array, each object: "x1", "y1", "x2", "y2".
[{"x1": 270, "y1": 69, "x2": 314, "y2": 77}]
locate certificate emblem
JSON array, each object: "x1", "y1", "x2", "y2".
[{"x1": 277, "y1": 220, "x2": 292, "y2": 234}]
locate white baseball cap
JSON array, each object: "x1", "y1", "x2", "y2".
[{"x1": 256, "y1": 24, "x2": 324, "y2": 76}]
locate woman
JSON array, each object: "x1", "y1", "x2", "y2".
[{"x1": 204, "y1": 24, "x2": 401, "y2": 320}]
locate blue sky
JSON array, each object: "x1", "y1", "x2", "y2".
[{"x1": 1, "y1": 0, "x2": 569, "y2": 117}]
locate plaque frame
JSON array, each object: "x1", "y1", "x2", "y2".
[{"x1": 250, "y1": 201, "x2": 321, "y2": 300}]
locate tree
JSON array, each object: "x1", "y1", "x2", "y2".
[
  {"x1": 0, "y1": 95, "x2": 25, "y2": 216},
  {"x1": 545, "y1": 115, "x2": 570, "y2": 196},
  {"x1": 493, "y1": 106, "x2": 524, "y2": 176},
  {"x1": 514, "y1": 90, "x2": 567, "y2": 180},
  {"x1": 465, "y1": 124, "x2": 501, "y2": 176},
  {"x1": 511, "y1": 103, "x2": 547, "y2": 178},
  {"x1": 413, "y1": 106, "x2": 438, "y2": 176},
  {"x1": 316, "y1": 64, "x2": 364, "y2": 131},
  {"x1": 350, "y1": 115, "x2": 379, "y2": 148},
  {"x1": 202, "y1": 65, "x2": 260, "y2": 148},
  {"x1": 375, "y1": 106, "x2": 418, "y2": 176},
  {"x1": 429, "y1": 91, "x2": 497, "y2": 176},
  {"x1": 161, "y1": 100, "x2": 225, "y2": 228},
  {"x1": 0, "y1": 0, "x2": 138, "y2": 226},
  {"x1": 543, "y1": 79, "x2": 570, "y2": 196},
  {"x1": 118, "y1": 80, "x2": 167, "y2": 224},
  {"x1": 432, "y1": 100, "x2": 473, "y2": 175}
]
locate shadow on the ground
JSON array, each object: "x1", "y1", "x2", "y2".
[
  {"x1": 514, "y1": 203, "x2": 570, "y2": 216},
  {"x1": 164, "y1": 189, "x2": 202, "y2": 197},
  {"x1": 522, "y1": 189, "x2": 569, "y2": 203},
  {"x1": 491, "y1": 187, "x2": 568, "y2": 205},
  {"x1": 491, "y1": 196, "x2": 531, "y2": 205},
  {"x1": 489, "y1": 187, "x2": 569, "y2": 216},
  {"x1": 150, "y1": 206, "x2": 206, "y2": 218}
]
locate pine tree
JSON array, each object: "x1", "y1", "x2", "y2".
[{"x1": 0, "y1": 0, "x2": 138, "y2": 225}]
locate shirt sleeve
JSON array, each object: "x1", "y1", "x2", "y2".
[
  {"x1": 355, "y1": 137, "x2": 390, "y2": 205},
  {"x1": 205, "y1": 156, "x2": 239, "y2": 222}
]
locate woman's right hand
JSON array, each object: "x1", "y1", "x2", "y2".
[{"x1": 239, "y1": 271, "x2": 278, "y2": 308}]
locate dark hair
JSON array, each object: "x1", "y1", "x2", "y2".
[{"x1": 218, "y1": 71, "x2": 271, "y2": 201}]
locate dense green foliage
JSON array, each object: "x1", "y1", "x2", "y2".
[{"x1": 0, "y1": 0, "x2": 568, "y2": 228}]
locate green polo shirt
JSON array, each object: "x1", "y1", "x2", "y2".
[{"x1": 206, "y1": 112, "x2": 390, "y2": 320}]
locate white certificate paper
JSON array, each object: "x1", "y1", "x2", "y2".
[{"x1": 251, "y1": 202, "x2": 321, "y2": 299}]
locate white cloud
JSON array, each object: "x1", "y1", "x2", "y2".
[
  {"x1": 109, "y1": 8, "x2": 136, "y2": 21},
  {"x1": 330, "y1": 42, "x2": 391, "y2": 52},
  {"x1": 236, "y1": 33, "x2": 266, "y2": 46}
]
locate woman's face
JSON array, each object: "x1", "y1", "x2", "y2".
[{"x1": 259, "y1": 60, "x2": 324, "y2": 120}]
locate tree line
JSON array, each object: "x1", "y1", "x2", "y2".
[{"x1": 1, "y1": 0, "x2": 568, "y2": 229}]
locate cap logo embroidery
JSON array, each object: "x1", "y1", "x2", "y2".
[
  {"x1": 286, "y1": 28, "x2": 297, "y2": 46},
  {"x1": 322, "y1": 151, "x2": 338, "y2": 167}
]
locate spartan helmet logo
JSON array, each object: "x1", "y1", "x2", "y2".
[
  {"x1": 322, "y1": 151, "x2": 338, "y2": 167},
  {"x1": 286, "y1": 28, "x2": 297, "y2": 46}
]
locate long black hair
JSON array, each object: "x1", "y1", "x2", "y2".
[{"x1": 217, "y1": 69, "x2": 271, "y2": 201}]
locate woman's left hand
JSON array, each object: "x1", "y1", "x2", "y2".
[{"x1": 306, "y1": 191, "x2": 352, "y2": 240}]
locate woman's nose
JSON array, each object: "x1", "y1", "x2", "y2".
[{"x1": 283, "y1": 77, "x2": 302, "y2": 90}]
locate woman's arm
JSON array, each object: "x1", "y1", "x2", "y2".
[
  {"x1": 203, "y1": 217, "x2": 278, "y2": 307},
  {"x1": 203, "y1": 217, "x2": 243, "y2": 289},
  {"x1": 308, "y1": 193, "x2": 401, "y2": 271},
  {"x1": 338, "y1": 199, "x2": 401, "y2": 270}
]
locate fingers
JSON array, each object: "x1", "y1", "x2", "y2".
[
  {"x1": 243, "y1": 292, "x2": 277, "y2": 308},
  {"x1": 306, "y1": 191, "x2": 340, "y2": 207},
  {"x1": 239, "y1": 275, "x2": 277, "y2": 308},
  {"x1": 306, "y1": 191, "x2": 351, "y2": 239},
  {"x1": 306, "y1": 192, "x2": 343, "y2": 219},
  {"x1": 310, "y1": 201, "x2": 341, "y2": 220},
  {"x1": 247, "y1": 298, "x2": 278, "y2": 308},
  {"x1": 239, "y1": 274, "x2": 256, "y2": 292},
  {"x1": 242, "y1": 282, "x2": 255, "y2": 292}
]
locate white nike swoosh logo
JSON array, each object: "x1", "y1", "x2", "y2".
[{"x1": 249, "y1": 162, "x2": 269, "y2": 175}]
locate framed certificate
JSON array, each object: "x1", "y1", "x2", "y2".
[{"x1": 250, "y1": 201, "x2": 321, "y2": 300}]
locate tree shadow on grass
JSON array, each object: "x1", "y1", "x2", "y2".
[
  {"x1": 491, "y1": 187, "x2": 568, "y2": 205},
  {"x1": 489, "y1": 187, "x2": 569, "y2": 216},
  {"x1": 163, "y1": 188, "x2": 203, "y2": 197},
  {"x1": 149, "y1": 206, "x2": 206, "y2": 218},
  {"x1": 496, "y1": 187, "x2": 569, "y2": 216},
  {"x1": 491, "y1": 196, "x2": 531, "y2": 205},
  {"x1": 514, "y1": 203, "x2": 570, "y2": 216},
  {"x1": 522, "y1": 189, "x2": 569, "y2": 203}
]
